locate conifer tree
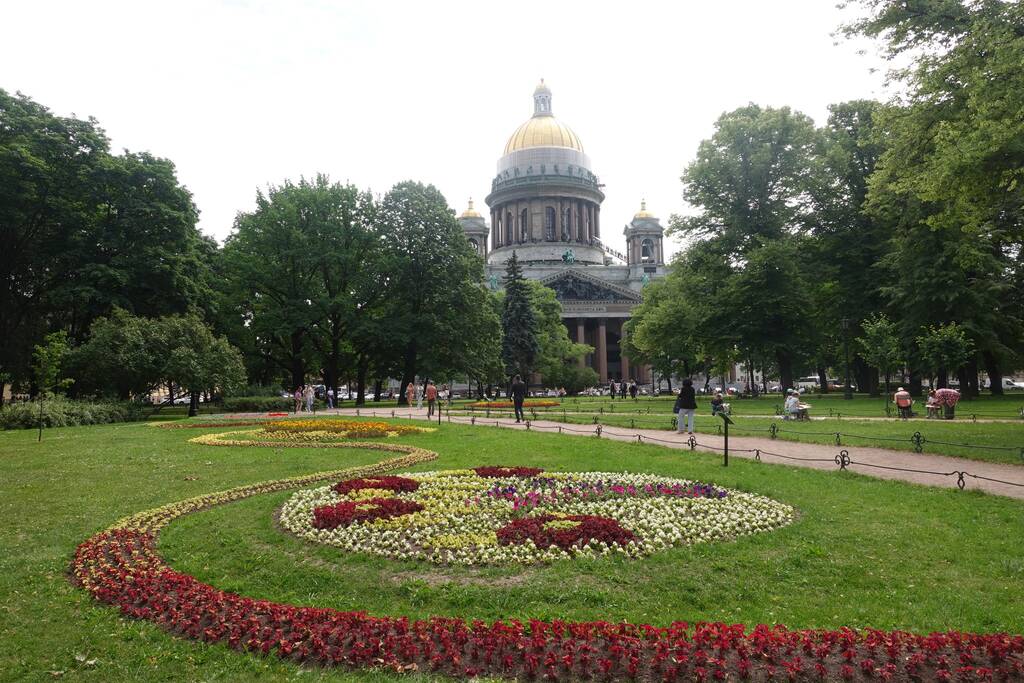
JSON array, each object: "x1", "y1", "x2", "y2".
[{"x1": 500, "y1": 251, "x2": 540, "y2": 379}]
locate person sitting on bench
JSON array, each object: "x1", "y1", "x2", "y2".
[
  {"x1": 784, "y1": 391, "x2": 810, "y2": 420},
  {"x1": 894, "y1": 386, "x2": 913, "y2": 419}
]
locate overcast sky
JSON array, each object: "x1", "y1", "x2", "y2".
[{"x1": 3, "y1": 0, "x2": 889, "y2": 256}]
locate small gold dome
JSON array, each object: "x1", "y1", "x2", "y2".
[
  {"x1": 505, "y1": 116, "x2": 584, "y2": 154},
  {"x1": 460, "y1": 198, "x2": 481, "y2": 218},
  {"x1": 634, "y1": 199, "x2": 654, "y2": 219}
]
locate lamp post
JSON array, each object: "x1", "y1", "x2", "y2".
[{"x1": 842, "y1": 318, "x2": 853, "y2": 400}]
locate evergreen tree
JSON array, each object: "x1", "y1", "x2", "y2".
[{"x1": 500, "y1": 252, "x2": 540, "y2": 379}]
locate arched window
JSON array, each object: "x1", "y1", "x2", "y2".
[
  {"x1": 520, "y1": 209, "x2": 529, "y2": 241},
  {"x1": 544, "y1": 207, "x2": 556, "y2": 241},
  {"x1": 468, "y1": 238, "x2": 479, "y2": 254},
  {"x1": 641, "y1": 238, "x2": 655, "y2": 263},
  {"x1": 577, "y1": 208, "x2": 584, "y2": 242},
  {"x1": 504, "y1": 214, "x2": 512, "y2": 246}
]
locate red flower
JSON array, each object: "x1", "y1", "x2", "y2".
[
  {"x1": 496, "y1": 514, "x2": 636, "y2": 552},
  {"x1": 312, "y1": 498, "x2": 423, "y2": 529}
]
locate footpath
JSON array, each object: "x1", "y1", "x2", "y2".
[{"x1": 328, "y1": 406, "x2": 1024, "y2": 501}]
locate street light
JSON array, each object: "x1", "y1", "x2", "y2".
[{"x1": 841, "y1": 318, "x2": 853, "y2": 400}]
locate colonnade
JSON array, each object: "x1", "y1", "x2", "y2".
[
  {"x1": 490, "y1": 199, "x2": 601, "y2": 248},
  {"x1": 568, "y1": 317, "x2": 651, "y2": 385}
]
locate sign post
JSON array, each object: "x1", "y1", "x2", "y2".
[{"x1": 720, "y1": 413, "x2": 734, "y2": 467}]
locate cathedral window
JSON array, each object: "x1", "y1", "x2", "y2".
[
  {"x1": 544, "y1": 207, "x2": 556, "y2": 241},
  {"x1": 520, "y1": 209, "x2": 528, "y2": 240}
]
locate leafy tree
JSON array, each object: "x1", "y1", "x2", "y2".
[
  {"x1": 31, "y1": 331, "x2": 72, "y2": 440},
  {"x1": 375, "y1": 181, "x2": 492, "y2": 405},
  {"x1": 843, "y1": 0, "x2": 1024, "y2": 391},
  {"x1": 672, "y1": 104, "x2": 819, "y2": 252},
  {"x1": 499, "y1": 251, "x2": 540, "y2": 380},
  {"x1": 0, "y1": 89, "x2": 108, "y2": 394},
  {"x1": 222, "y1": 180, "x2": 324, "y2": 388},
  {"x1": 68, "y1": 308, "x2": 163, "y2": 399},
  {"x1": 161, "y1": 315, "x2": 247, "y2": 416},
  {"x1": 524, "y1": 280, "x2": 589, "y2": 385},
  {"x1": 857, "y1": 313, "x2": 903, "y2": 406},
  {"x1": 916, "y1": 322, "x2": 975, "y2": 391}
]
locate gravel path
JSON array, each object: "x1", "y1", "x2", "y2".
[{"x1": 327, "y1": 407, "x2": 1024, "y2": 500}]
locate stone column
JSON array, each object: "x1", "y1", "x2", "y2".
[
  {"x1": 595, "y1": 206, "x2": 601, "y2": 238},
  {"x1": 597, "y1": 318, "x2": 608, "y2": 382},
  {"x1": 576, "y1": 319, "x2": 586, "y2": 368},
  {"x1": 620, "y1": 322, "x2": 630, "y2": 381}
]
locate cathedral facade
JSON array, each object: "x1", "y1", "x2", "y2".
[{"x1": 458, "y1": 81, "x2": 666, "y2": 384}]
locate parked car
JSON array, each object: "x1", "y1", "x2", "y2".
[{"x1": 794, "y1": 376, "x2": 820, "y2": 391}]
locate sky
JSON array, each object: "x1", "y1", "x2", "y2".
[{"x1": 2, "y1": 0, "x2": 890, "y2": 257}]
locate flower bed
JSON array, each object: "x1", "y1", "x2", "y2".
[
  {"x1": 154, "y1": 419, "x2": 271, "y2": 429},
  {"x1": 71, "y1": 446, "x2": 1024, "y2": 680},
  {"x1": 280, "y1": 468, "x2": 794, "y2": 565},
  {"x1": 188, "y1": 420, "x2": 432, "y2": 448},
  {"x1": 469, "y1": 400, "x2": 560, "y2": 409}
]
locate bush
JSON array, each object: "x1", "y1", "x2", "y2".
[
  {"x1": 220, "y1": 396, "x2": 324, "y2": 413},
  {"x1": 0, "y1": 396, "x2": 143, "y2": 430}
]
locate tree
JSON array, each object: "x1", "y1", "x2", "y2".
[
  {"x1": 375, "y1": 181, "x2": 492, "y2": 405},
  {"x1": 68, "y1": 308, "x2": 164, "y2": 399},
  {"x1": 673, "y1": 104, "x2": 819, "y2": 252},
  {"x1": 222, "y1": 180, "x2": 325, "y2": 389},
  {"x1": 916, "y1": 322, "x2": 974, "y2": 392},
  {"x1": 843, "y1": 0, "x2": 1024, "y2": 391},
  {"x1": 857, "y1": 313, "x2": 903, "y2": 407},
  {"x1": 32, "y1": 331, "x2": 72, "y2": 441},
  {"x1": 161, "y1": 316, "x2": 247, "y2": 416},
  {"x1": 0, "y1": 89, "x2": 108, "y2": 395},
  {"x1": 524, "y1": 280, "x2": 589, "y2": 384},
  {"x1": 499, "y1": 251, "x2": 540, "y2": 380}
]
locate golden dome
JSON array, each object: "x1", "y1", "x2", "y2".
[
  {"x1": 504, "y1": 115, "x2": 584, "y2": 154},
  {"x1": 634, "y1": 199, "x2": 654, "y2": 219},
  {"x1": 459, "y1": 198, "x2": 481, "y2": 218}
]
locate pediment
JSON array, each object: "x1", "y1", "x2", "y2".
[{"x1": 540, "y1": 269, "x2": 641, "y2": 304}]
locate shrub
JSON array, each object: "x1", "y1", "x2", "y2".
[
  {"x1": 220, "y1": 396, "x2": 323, "y2": 413},
  {"x1": 0, "y1": 396, "x2": 143, "y2": 430}
]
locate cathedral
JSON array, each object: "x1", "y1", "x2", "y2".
[{"x1": 458, "y1": 80, "x2": 667, "y2": 384}]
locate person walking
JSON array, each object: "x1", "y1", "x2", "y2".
[
  {"x1": 510, "y1": 374, "x2": 527, "y2": 423},
  {"x1": 425, "y1": 380, "x2": 438, "y2": 418},
  {"x1": 673, "y1": 378, "x2": 697, "y2": 434},
  {"x1": 405, "y1": 381, "x2": 416, "y2": 408},
  {"x1": 620, "y1": 381, "x2": 627, "y2": 399},
  {"x1": 326, "y1": 388, "x2": 335, "y2": 410},
  {"x1": 303, "y1": 384, "x2": 315, "y2": 413},
  {"x1": 629, "y1": 380, "x2": 638, "y2": 401},
  {"x1": 609, "y1": 379, "x2": 617, "y2": 401},
  {"x1": 293, "y1": 387, "x2": 302, "y2": 414}
]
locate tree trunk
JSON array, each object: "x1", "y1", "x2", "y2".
[
  {"x1": 776, "y1": 350, "x2": 794, "y2": 396},
  {"x1": 908, "y1": 369, "x2": 923, "y2": 397},
  {"x1": 966, "y1": 356, "x2": 980, "y2": 398},
  {"x1": 398, "y1": 339, "x2": 418, "y2": 407},
  {"x1": 327, "y1": 337, "x2": 340, "y2": 404},
  {"x1": 188, "y1": 390, "x2": 199, "y2": 417},
  {"x1": 937, "y1": 367, "x2": 948, "y2": 389},
  {"x1": 373, "y1": 379, "x2": 382, "y2": 402},
  {"x1": 0, "y1": 381, "x2": 5, "y2": 408},
  {"x1": 817, "y1": 364, "x2": 829, "y2": 394},
  {"x1": 983, "y1": 350, "x2": 1003, "y2": 395},
  {"x1": 290, "y1": 330, "x2": 305, "y2": 389},
  {"x1": 355, "y1": 357, "x2": 368, "y2": 406},
  {"x1": 167, "y1": 381, "x2": 175, "y2": 406}
]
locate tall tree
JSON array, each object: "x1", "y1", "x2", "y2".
[
  {"x1": 843, "y1": 0, "x2": 1024, "y2": 389},
  {"x1": 375, "y1": 181, "x2": 493, "y2": 405},
  {"x1": 0, "y1": 89, "x2": 107, "y2": 398},
  {"x1": 499, "y1": 251, "x2": 540, "y2": 380}
]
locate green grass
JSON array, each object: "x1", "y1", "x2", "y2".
[
  {"x1": 440, "y1": 407, "x2": 1024, "y2": 465},
  {"x1": 3, "y1": 420, "x2": 1024, "y2": 681},
  {"x1": 465, "y1": 392, "x2": 1024, "y2": 419}
]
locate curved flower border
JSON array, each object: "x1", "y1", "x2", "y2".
[
  {"x1": 187, "y1": 426, "x2": 432, "y2": 449},
  {"x1": 71, "y1": 447, "x2": 1024, "y2": 680}
]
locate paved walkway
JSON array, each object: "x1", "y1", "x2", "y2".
[{"x1": 327, "y1": 407, "x2": 1024, "y2": 500}]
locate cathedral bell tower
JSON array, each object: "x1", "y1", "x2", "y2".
[
  {"x1": 458, "y1": 199, "x2": 489, "y2": 258},
  {"x1": 624, "y1": 200, "x2": 666, "y2": 285}
]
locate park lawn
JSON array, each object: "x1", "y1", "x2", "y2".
[
  {"x1": 513, "y1": 393, "x2": 1024, "y2": 420},
  {"x1": 440, "y1": 407, "x2": 1024, "y2": 465},
  {"x1": 4, "y1": 419, "x2": 1024, "y2": 681}
]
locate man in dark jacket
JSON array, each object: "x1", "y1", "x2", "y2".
[
  {"x1": 510, "y1": 374, "x2": 527, "y2": 423},
  {"x1": 673, "y1": 378, "x2": 698, "y2": 434}
]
